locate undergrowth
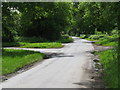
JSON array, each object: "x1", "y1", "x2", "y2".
[{"x1": 97, "y1": 49, "x2": 118, "y2": 88}]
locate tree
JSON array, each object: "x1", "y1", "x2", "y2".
[
  {"x1": 2, "y1": 2, "x2": 73, "y2": 41},
  {"x1": 73, "y1": 2, "x2": 119, "y2": 35},
  {"x1": 2, "y1": 2, "x2": 21, "y2": 42}
]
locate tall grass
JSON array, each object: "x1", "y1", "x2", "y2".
[
  {"x1": 85, "y1": 30, "x2": 119, "y2": 88},
  {"x1": 84, "y1": 30, "x2": 118, "y2": 47},
  {"x1": 2, "y1": 49, "x2": 45, "y2": 75},
  {"x1": 97, "y1": 49, "x2": 118, "y2": 88}
]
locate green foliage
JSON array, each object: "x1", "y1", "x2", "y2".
[
  {"x1": 2, "y1": 2, "x2": 73, "y2": 41},
  {"x1": 95, "y1": 30, "x2": 102, "y2": 35},
  {"x1": 2, "y1": 49, "x2": 45, "y2": 75},
  {"x1": 20, "y1": 42, "x2": 63, "y2": 48},
  {"x1": 97, "y1": 49, "x2": 118, "y2": 88},
  {"x1": 57, "y1": 35, "x2": 73, "y2": 43},
  {"x1": 2, "y1": 2, "x2": 21, "y2": 42},
  {"x1": 21, "y1": 2, "x2": 73, "y2": 41},
  {"x1": 15, "y1": 36, "x2": 48, "y2": 43},
  {"x1": 2, "y1": 42, "x2": 20, "y2": 47},
  {"x1": 87, "y1": 30, "x2": 118, "y2": 46},
  {"x1": 95, "y1": 35, "x2": 118, "y2": 46},
  {"x1": 2, "y1": 42, "x2": 63, "y2": 48},
  {"x1": 111, "y1": 30, "x2": 118, "y2": 35},
  {"x1": 79, "y1": 34, "x2": 86, "y2": 39},
  {"x1": 95, "y1": 39, "x2": 117, "y2": 46},
  {"x1": 2, "y1": 36, "x2": 72, "y2": 48},
  {"x1": 3, "y1": 2, "x2": 119, "y2": 42},
  {"x1": 89, "y1": 34, "x2": 105, "y2": 40},
  {"x1": 72, "y1": 2, "x2": 119, "y2": 35}
]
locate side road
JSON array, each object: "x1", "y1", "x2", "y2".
[{"x1": 2, "y1": 37, "x2": 95, "y2": 88}]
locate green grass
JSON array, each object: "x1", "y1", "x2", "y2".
[
  {"x1": 95, "y1": 40, "x2": 117, "y2": 46},
  {"x1": 85, "y1": 35, "x2": 118, "y2": 47},
  {"x1": 2, "y1": 42, "x2": 20, "y2": 47},
  {"x1": 96, "y1": 49, "x2": 118, "y2": 88},
  {"x1": 86, "y1": 30, "x2": 119, "y2": 88},
  {"x1": 2, "y1": 35, "x2": 72, "y2": 48},
  {"x1": 95, "y1": 38, "x2": 118, "y2": 46},
  {"x1": 57, "y1": 36, "x2": 73, "y2": 43},
  {"x1": 79, "y1": 34, "x2": 86, "y2": 39},
  {"x1": 19, "y1": 42, "x2": 63, "y2": 48},
  {"x1": 2, "y1": 42, "x2": 63, "y2": 48},
  {"x1": 85, "y1": 38, "x2": 98, "y2": 41},
  {"x1": 85, "y1": 38, "x2": 117, "y2": 47},
  {"x1": 2, "y1": 49, "x2": 45, "y2": 75}
]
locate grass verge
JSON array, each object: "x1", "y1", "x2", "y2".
[
  {"x1": 96, "y1": 49, "x2": 118, "y2": 88},
  {"x1": 84, "y1": 37, "x2": 118, "y2": 47},
  {"x1": 95, "y1": 39, "x2": 117, "y2": 46},
  {"x1": 2, "y1": 35, "x2": 73, "y2": 48},
  {"x1": 2, "y1": 49, "x2": 45, "y2": 75},
  {"x1": 2, "y1": 42, "x2": 63, "y2": 48},
  {"x1": 19, "y1": 42, "x2": 63, "y2": 48}
]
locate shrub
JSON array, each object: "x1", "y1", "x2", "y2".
[
  {"x1": 2, "y1": 42, "x2": 20, "y2": 47},
  {"x1": 57, "y1": 35, "x2": 73, "y2": 43},
  {"x1": 111, "y1": 30, "x2": 118, "y2": 35},
  {"x1": 79, "y1": 34, "x2": 86, "y2": 39},
  {"x1": 16, "y1": 36, "x2": 48, "y2": 43},
  {"x1": 95, "y1": 30, "x2": 102, "y2": 35},
  {"x1": 89, "y1": 34, "x2": 105, "y2": 40}
]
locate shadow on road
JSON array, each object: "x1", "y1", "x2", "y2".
[
  {"x1": 73, "y1": 79, "x2": 105, "y2": 88},
  {"x1": 44, "y1": 53, "x2": 74, "y2": 59},
  {"x1": 73, "y1": 73, "x2": 105, "y2": 88}
]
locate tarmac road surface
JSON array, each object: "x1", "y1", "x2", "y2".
[{"x1": 2, "y1": 37, "x2": 95, "y2": 88}]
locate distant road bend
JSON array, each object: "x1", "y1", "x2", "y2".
[{"x1": 2, "y1": 37, "x2": 95, "y2": 88}]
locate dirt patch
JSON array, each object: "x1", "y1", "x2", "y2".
[
  {"x1": 92, "y1": 43, "x2": 114, "y2": 51},
  {"x1": 91, "y1": 43, "x2": 114, "y2": 88}
]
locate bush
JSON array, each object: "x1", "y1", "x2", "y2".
[
  {"x1": 89, "y1": 34, "x2": 105, "y2": 40},
  {"x1": 57, "y1": 35, "x2": 73, "y2": 43},
  {"x1": 16, "y1": 36, "x2": 48, "y2": 43},
  {"x1": 87, "y1": 30, "x2": 118, "y2": 46},
  {"x1": 2, "y1": 42, "x2": 20, "y2": 47},
  {"x1": 111, "y1": 30, "x2": 118, "y2": 35},
  {"x1": 95, "y1": 30, "x2": 102, "y2": 35},
  {"x1": 79, "y1": 34, "x2": 86, "y2": 39}
]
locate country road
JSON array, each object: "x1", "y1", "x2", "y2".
[{"x1": 2, "y1": 37, "x2": 95, "y2": 88}]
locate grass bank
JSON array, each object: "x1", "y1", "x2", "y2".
[
  {"x1": 2, "y1": 42, "x2": 63, "y2": 48},
  {"x1": 2, "y1": 49, "x2": 45, "y2": 75},
  {"x1": 80, "y1": 30, "x2": 118, "y2": 47},
  {"x1": 19, "y1": 42, "x2": 63, "y2": 48},
  {"x1": 96, "y1": 49, "x2": 118, "y2": 88},
  {"x1": 2, "y1": 35, "x2": 73, "y2": 48},
  {"x1": 80, "y1": 30, "x2": 119, "y2": 88},
  {"x1": 80, "y1": 30, "x2": 120, "y2": 88}
]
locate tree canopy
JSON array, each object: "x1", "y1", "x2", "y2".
[
  {"x1": 70, "y1": 2, "x2": 119, "y2": 36},
  {"x1": 2, "y1": 2, "x2": 119, "y2": 42}
]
